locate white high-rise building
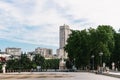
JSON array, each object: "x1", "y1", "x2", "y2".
[{"x1": 57, "y1": 24, "x2": 71, "y2": 59}]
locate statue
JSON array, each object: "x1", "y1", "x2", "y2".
[
  {"x1": 2, "y1": 64, "x2": 6, "y2": 74},
  {"x1": 112, "y1": 62, "x2": 115, "y2": 70}
]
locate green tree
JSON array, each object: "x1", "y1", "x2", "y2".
[
  {"x1": 66, "y1": 59, "x2": 73, "y2": 69},
  {"x1": 95, "y1": 25, "x2": 115, "y2": 65},
  {"x1": 64, "y1": 25, "x2": 115, "y2": 69},
  {"x1": 43, "y1": 59, "x2": 59, "y2": 70},
  {"x1": 65, "y1": 29, "x2": 91, "y2": 69},
  {"x1": 6, "y1": 59, "x2": 19, "y2": 70},
  {"x1": 20, "y1": 54, "x2": 32, "y2": 69},
  {"x1": 111, "y1": 33, "x2": 120, "y2": 70},
  {"x1": 7, "y1": 53, "x2": 32, "y2": 71},
  {"x1": 32, "y1": 54, "x2": 45, "y2": 69}
]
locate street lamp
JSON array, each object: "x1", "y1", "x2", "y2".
[
  {"x1": 99, "y1": 52, "x2": 103, "y2": 67},
  {"x1": 118, "y1": 61, "x2": 119, "y2": 70},
  {"x1": 91, "y1": 55, "x2": 95, "y2": 70},
  {"x1": 72, "y1": 58, "x2": 76, "y2": 71}
]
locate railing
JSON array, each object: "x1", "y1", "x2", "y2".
[{"x1": 5, "y1": 69, "x2": 60, "y2": 73}]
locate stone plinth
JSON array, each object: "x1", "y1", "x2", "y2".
[{"x1": 59, "y1": 58, "x2": 66, "y2": 70}]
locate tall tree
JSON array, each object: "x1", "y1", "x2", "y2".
[
  {"x1": 111, "y1": 33, "x2": 120, "y2": 70},
  {"x1": 32, "y1": 54, "x2": 45, "y2": 69},
  {"x1": 96, "y1": 25, "x2": 115, "y2": 65},
  {"x1": 20, "y1": 54, "x2": 32, "y2": 69},
  {"x1": 65, "y1": 29, "x2": 91, "y2": 69},
  {"x1": 64, "y1": 25, "x2": 115, "y2": 69}
]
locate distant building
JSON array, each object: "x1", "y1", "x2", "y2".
[
  {"x1": 59, "y1": 24, "x2": 71, "y2": 49},
  {"x1": 35, "y1": 47, "x2": 53, "y2": 59},
  {"x1": 5, "y1": 48, "x2": 21, "y2": 58},
  {"x1": 0, "y1": 50, "x2": 11, "y2": 61},
  {"x1": 57, "y1": 24, "x2": 71, "y2": 59}
]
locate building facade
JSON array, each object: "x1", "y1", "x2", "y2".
[
  {"x1": 57, "y1": 24, "x2": 71, "y2": 59},
  {"x1": 35, "y1": 47, "x2": 53, "y2": 59},
  {"x1": 5, "y1": 48, "x2": 21, "y2": 57}
]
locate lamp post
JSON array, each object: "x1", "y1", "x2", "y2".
[
  {"x1": 99, "y1": 52, "x2": 103, "y2": 67},
  {"x1": 19, "y1": 55, "x2": 21, "y2": 73},
  {"x1": 99, "y1": 52, "x2": 103, "y2": 73},
  {"x1": 73, "y1": 58, "x2": 76, "y2": 70},
  {"x1": 118, "y1": 61, "x2": 119, "y2": 70},
  {"x1": 91, "y1": 55, "x2": 95, "y2": 70}
]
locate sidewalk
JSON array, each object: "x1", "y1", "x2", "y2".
[
  {"x1": 102, "y1": 71, "x2": 120, "y2": 78},
  {"x1": 109, "y1": 72, "x2": 120, "y2": 75}
]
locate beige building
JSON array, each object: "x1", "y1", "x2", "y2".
[
  {"x1": 35, "y1": 47, "x2": 53, "y2": 59},
  {"x1": 5, "y1": 48, "x2": 21, "y2": 57},
  {"x1": 57, "y1": 24, "x2": 71, "y2": 59}
]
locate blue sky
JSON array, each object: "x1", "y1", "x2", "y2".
[{"x1": 0, "y1": 0, "x2": 120, "y2": 54}]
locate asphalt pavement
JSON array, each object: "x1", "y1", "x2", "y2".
[{"x1": 1, "y1": 72, "x2": 120, "y2": 80}]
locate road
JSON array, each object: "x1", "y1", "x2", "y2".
[{"x1": 5, "y1": 72, "x2": 120, "y2": 80}]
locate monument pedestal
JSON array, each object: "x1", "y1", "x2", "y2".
[{"x1": 59, "y1": 58, "x2": 66, "y2": 70}]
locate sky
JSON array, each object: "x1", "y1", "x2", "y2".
[{"x1": 0, "y1": 0, "x2": 120, "y2": 54}]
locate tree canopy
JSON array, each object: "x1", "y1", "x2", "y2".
[{"x1": 64, "y1": 25, "x2": 117, "y2": 69}]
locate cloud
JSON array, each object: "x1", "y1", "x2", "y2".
[
  {"x1": 0, "y1": 0, "x2": 120, "y2": 52},
  {"x1": 53, "y1": 0, "x2": 120, "y2": 30}
]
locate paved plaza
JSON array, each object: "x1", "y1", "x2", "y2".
[{"x1": 0, "y1": 72, "x2": 120, "y2": 80}]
